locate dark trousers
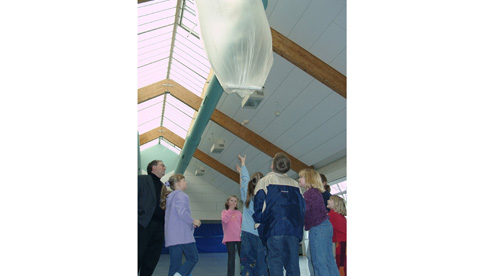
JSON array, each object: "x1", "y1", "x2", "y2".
[
  {"x1": 226, "y1": 241, "x2": 241, "y2": 276},
  {"x1": 138, "y1": 219, "x2": 165, "y2": 276}
]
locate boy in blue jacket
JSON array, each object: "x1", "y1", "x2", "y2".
[{"x1": 253, "y1": 152, "x2": 306, "y2": 276}]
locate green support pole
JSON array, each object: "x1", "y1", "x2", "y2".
[{"x1": 174, "y1": 75, "x2": 223, "y2": 174}]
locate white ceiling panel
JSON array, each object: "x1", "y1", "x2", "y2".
[
  {"x1": 330, "y1": 48, "x2": 347, "y2": 76},
  {"x1": 302, "y1": 130, "x2": 346, "y2": 168},
  {"x1": 244, "y1": 67, "x2": 315, "y2": 135},
  {"x1": 259, "y1": 79, "x2": 332, "y2": 141},
  {"x1": 267, "y1": 0, "x2": 311, "y2": 36},
  {"x1": 274, "y1": 91, "x2": 345, "y2": 149},
  {"x1": 264, "y1": 0, "x2": 279, "y2": 18},
  {"x1": 289, "y1": 0, "x2": 346, "y2": 51},
  {"x1": 310, "y1": 22, "x2": 346, "y2": 65},
  {"x1": 286, "y1": 108, "x2": 346, "y2": 157},
  {"x1": 334, "y1": 4, "x2": 347, "y2": 31},
  {"x1": 216, "y1": 93, "x2": 242, "y2": 118}
]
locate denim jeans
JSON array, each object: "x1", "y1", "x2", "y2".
[
  {"x1": 168, "y1": 242, "x2": 198, "y2": 276},
  {"x1": 266, "y1": 235, "x2": 300, "y2": 276},
  {"x1": 307, "y1": 220, "x2": 340, "y2": 276},
  {"x1": 240, "y1": 231, "x2": 268, "y2": 276}
]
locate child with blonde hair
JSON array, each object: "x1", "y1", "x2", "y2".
[
  {"x1": 327, "y1": 195, "x2": 347, "y2": 275},
  {"x1": 161, "y1": 174, "x2": 201, "y2": 276},
  {"x1": 221, "y1": 195, "x2": 242, "y2": 276},
  {"x1": 299, "y1": 168, "x2": 339, "y2": 276}
]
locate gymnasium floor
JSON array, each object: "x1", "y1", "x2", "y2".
[{"x1": 151, "y1": 252, "x2": 310, "y2": 276}]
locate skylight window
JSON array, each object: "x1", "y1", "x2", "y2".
[
  {"x1": 330, "y1": 179, "x2": 347, "y2": 201},
  {"x1": 162, "y1": 93, "x2": 195, "y2": 139},
  {"x1": 138, "y1": 95, "x2": 165, "y2": 135},
  {"x1": 138, "y1": 0, "x2": 210, "y2": 145},
  {"x1": 179, "y1": 0, "x2": 201, "y2": 37},
  {"x1": 140, "y1": 138, "x2": 160, "y2": 152},
  {"x1": 160, "y1": 138, "x2": 181, "y2": 155}
]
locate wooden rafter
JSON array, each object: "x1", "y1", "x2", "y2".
[
  {"x1": 271, "y1": 28, "x2": 347, "y2": 99},
  {"x1": 139, "y1": 126, "x2": 239, "y2": 183},
  {"x1": 138, "y1": 79, "x2": 313, "y2": 173}
]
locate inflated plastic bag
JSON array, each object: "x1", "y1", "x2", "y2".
[{"x1": 195, "y1": 0, "x2": 274, "y2": 98}]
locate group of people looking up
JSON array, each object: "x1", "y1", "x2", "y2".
[
  {"x1": 138, "y1": 153, "x2": 346, "y2": 276},
  {"x1": 222, "y1": 152, "x2": 347, "y2": 276}
]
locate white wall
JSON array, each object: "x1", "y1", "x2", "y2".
[
  {"x1": 163, "y1": 170, "x2": 241, "y2": 221},
  {"x1": 317, "y1": 156, "x2": 346, "y2": 183}
]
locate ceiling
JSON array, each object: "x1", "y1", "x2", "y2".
[{"x1": 137, "y1": 0, "x2": 347, "y2": 197}]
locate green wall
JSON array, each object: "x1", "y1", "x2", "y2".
[{"x1": 139, "y1": 142, "x2": 180, "y2": 175}]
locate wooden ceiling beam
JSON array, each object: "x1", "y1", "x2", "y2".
[
  {"x1": 138, "y1": 79, "x2": 312, "y2": 173},
  {"x1": 271, "y1": 28, "x2": 347, "y2": 99},
  {"x1": 139, "y1": 126, "x2": 239, "y2": 183}
]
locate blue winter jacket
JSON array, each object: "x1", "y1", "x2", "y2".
[{"x1": 253, "y1": 172, "x2": 305, "y2": 244}]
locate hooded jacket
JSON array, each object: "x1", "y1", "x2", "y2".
[
  {"x1": 164, "y1": 190, "x2": 196, "y2": 247},
  {"x1": 253, "y1": 171, "x2": 305, "y2": 244}
]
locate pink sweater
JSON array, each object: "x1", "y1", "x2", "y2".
[{"x1": 221, "y1": 209, "x2": 242, "y2": 244}]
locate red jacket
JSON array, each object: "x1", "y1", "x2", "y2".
[{"x1": 328, "y1": 209, "x2": 346, "y2": 242}]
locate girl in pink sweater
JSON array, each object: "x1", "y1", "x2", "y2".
[{"x1": 221, "y1": 195, "x2": 242, "y2": 276}]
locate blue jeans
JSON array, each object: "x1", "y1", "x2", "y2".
[
  {"x1": 307, "y1": 220, "x2": 340, "y2": 276},
  {"x1": 168, "y1": 242, "x2": 198, "y2": 276},
  {"x1": 240, "y1": 231, "x2": 268, "y2": 276},
  {"x1": 266, "y1": 235, "x2": 300, "y2": 276}
]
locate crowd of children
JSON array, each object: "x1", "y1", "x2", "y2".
[{"x1": 151, "y1": 152, "x2": 346, "y2": 276}]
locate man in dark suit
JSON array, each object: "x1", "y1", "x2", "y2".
[{"x1": 138, "y1": 160, "x2": 167, "y2": 276}]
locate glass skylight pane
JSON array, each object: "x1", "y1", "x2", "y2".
[
  {"x1": 173, "y1": 46, "x2": 210, "y2": 77},
  {"x1": 138, "y1": 103, "x2": 164, "y2": 126},
  {"x1": 337, "y1": 181, "x2": 347, "y2": 191},
  {"x1": 139, "y1": 58, "x2": 169, "y2": 74},
  {"x1": 138, "y1": 117, "x2": 162, "y2": 135},
  {"x1": 138, "y1": 24, "x2": 173, "y2": 45},
  {"x1": 160, "y1": 138, "x2": 181, "y2": 155},
  {"x1": 330, "y1": 185, "x2": 341, "y2": 195},
  {"x1": 138, "y1": 38, "x2": 172, "y2": 57},
  {"x1": 174, "y1": 36, "x2": 209, "y2": 67},
  {"x1": 164, "y1": 108, "x2": 193, "y2": 128},
  {"x1": 141, "y1": 67, "x2": 168, "y2": 79},
  {"x1": 138, "y1": 9, "x2": 175, "y2": 29},
  {"x1": 138, "y1": 0, "x2": 176, "y2": 34},
  {"x1": 164, "y1": 103, "x2": 193, "y2": 126},
  {"x1": 169, "y1": 63, "x2": 202, "y2": 88},
  {"x1": 330, "y1": 180, "x2": 347, "y2": 196},
  {"x1": 140, "y1": 138, "x2": 159, "y2": 152},
  {"x1": 169, "y1": 69, "x2": 203, "y2": 96},
  {"x1": 163, "y1": 117, "x2": 188, "y2": 139},
  {"x1": 138, "y1": 0, "x2": 176, "y2": 16},
  {"x1": 167, "y1": 95, "x2": 195, "y2": 117},
  {"x1": 180, "y1": 0, "x2": 200, "y2": 37},
  {"x1": 138, "y1": 71, "x2": 168, "y2": 89},
  {"x1": 176, "y1": 27, "x2": 208, "y2": 58},
  {"x1": 138, "y1": 94, "x2": 164, "y2": 135},
  {"x1": 138, "y1": 53, "x2": 170, "y2": 68},
  {"x1": 138, "y1": 94, "x2": 163, "y2": 111}
]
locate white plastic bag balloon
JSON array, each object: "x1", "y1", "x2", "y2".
[{"x1": 195, "y1": 0, "x2": 274, "y2": 98}]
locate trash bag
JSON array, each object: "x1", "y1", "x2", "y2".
[{"x1": 195, "y1": 0, "x2": 274, "y2": 98}]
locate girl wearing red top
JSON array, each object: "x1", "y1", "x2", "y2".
[
  {"x1": 327, "y1": 195, "x2": 347, "y2": 275},
  {"x1": 221, "y1": 195, "x2": 242, "y2": 276}
]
